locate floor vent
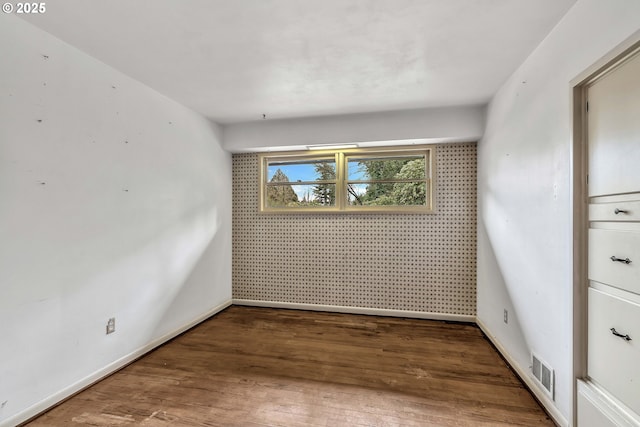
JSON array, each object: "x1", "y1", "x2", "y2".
[{"x1": 531, "y1": 353, "x2": 554, "y2": 400}]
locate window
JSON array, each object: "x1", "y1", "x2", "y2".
[{"x1": 259, "y1": 146, "x2": 434, "y2": 213}]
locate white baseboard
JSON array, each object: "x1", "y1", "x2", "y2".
[
  {"x1": 4, "y1": 299, "x2": 232, "y2": 427},
  {"x1": 232, "y1": 299, "x2": 475, "y2": 323},
  {"x1": 476, "y1": 318, "x2": 568, "y2": 427}
]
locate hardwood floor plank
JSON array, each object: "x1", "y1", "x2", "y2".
[{"x1": 26, "y1": 307, "x2": 554, "y2": 426}]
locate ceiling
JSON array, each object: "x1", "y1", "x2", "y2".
[{"x1": 22, "y1": 0, "x2": 576, "y2": 124}]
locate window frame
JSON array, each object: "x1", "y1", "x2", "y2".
[{"x1": 258, "y1": 145, "x2": 435, "y2": 214}]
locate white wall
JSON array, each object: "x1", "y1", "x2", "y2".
[
  {"x1": 477, "y1": 0, "x2": 640, "y2": 424},
  {"x1": 0, "y1": 16, "x2": 232, "y2": 426},
  {"x1": 223, "y1": 105, "x2": 485, "y2": 152}
]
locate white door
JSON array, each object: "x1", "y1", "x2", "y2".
[{"x1": 587, "y1": 51, "x2": 640, "y2": 197}]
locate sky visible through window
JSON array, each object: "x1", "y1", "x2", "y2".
[
  {"x1": 268, "y1": 162, "x2": 368, "y2": 200},
  {"x1": 267, "y1": 164, "x2": 317, "y2": 182}
]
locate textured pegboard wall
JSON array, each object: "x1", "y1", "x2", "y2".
[{"x1": 232, "y1": 143, "x2": 477, "y2": 315}]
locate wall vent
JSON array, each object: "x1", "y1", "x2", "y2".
[{"x1": 531, "y1": 353, "x2": 554, "y2": 400}]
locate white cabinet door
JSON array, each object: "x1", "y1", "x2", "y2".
[
  {"x1": 577, "y1": 380, "x2": 640, "y2": 427},
  {"x1": 577, "y1": 389, "x2": 620, "y2": 427},
  {"x1": 588, "y1": 288, "x2": 640, "y2": 415},
  {"x1": 589, "y1": 228, "x2": 640, "y2": 295},
  {"x1": 590, "y1": 199, "x2": 640, "y2": 222},
  {"x1": 588, "y1": 51, "x2": 640, "y2": 197}
]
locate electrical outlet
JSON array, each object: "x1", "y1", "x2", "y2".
[
  {"x1": 106, "y1": 317, "x2": 116, "y2": 334},
  {"x1": 503, "y1": 309, "x2": 508, "y2": 324}
]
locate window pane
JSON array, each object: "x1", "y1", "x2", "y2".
[
  {"x1": 347, "y1": 156, "x2": 425, "y2": 181},
  {"x1": 266, "y1": 184, "x2": 336, "y2": 208},
  {"x1": 267, "y1": 159, "x2": 336, "y2": 183},
  {"x1": 260, "y1": 147, "x2": 432, "y2": 213},
  {"x1": 346, "y1": 183, "x2": 368, "y2": 205},
  {"x1": 347, "y1": 181, "x2": 427, "y2": 206}
]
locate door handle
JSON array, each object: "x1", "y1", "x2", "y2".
[
  {"x1": 610, "y1": 328, "x2": 632, "y2": 341},
  {"x1": 610, "y1": 256, "x2": 632, "y2": 264}
]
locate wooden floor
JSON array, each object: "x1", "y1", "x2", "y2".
[{"x1": 27, "y1": 306, "x2": 554, "y2": 426}]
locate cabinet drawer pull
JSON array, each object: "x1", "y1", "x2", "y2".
[
  {"x1": 610, "y1": 256, "x2": 632, "y2": 264},
  {"x1": 614, "y1": 208, "x2": 629, "y2": 215},
  {"x1": 610, "y1": 328, "x2": 632, "y2": 341}
]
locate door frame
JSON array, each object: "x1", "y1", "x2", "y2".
[{"x1": 571, "y1": 33, "x2": 640, "y2": 427}]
